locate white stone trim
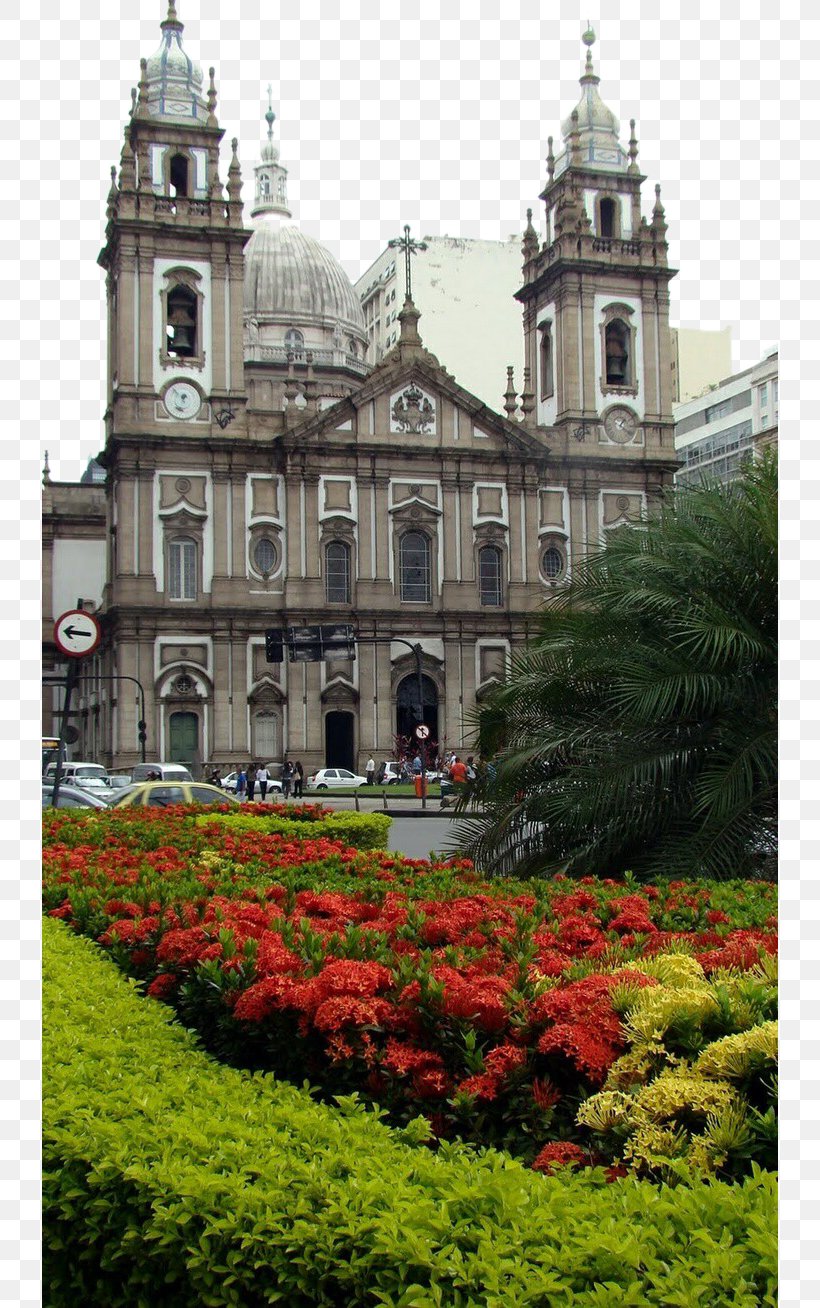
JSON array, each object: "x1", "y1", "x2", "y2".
[
  {"x1": 152, "y1": 256, "x2": 213, "y2": 396},
  {"x1": 473, "y1": 482, "x2": 509, "y2": 526},
  {"x1": 154, "y1": 470, "x2": 213, "y2": 595}
]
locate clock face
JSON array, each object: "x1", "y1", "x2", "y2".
[
  {"x1": 164, "y1": 381, "x2": 201, "y2": 420},
  {"x1": 603, "y1": 406, "x2": 639, "y2": 444}
]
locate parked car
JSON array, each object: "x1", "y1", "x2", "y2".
[
  {"x1": 43, "y1": 761, "x2": 113, "y2": 793},
  {"x1": 42, "y1": 783, "x2": 110, "y2": 810},
  {"x1": 130, "y1": 763, "x2": 194, "y2": 783},
  {"x1": 306, "y1": 768, "x2": 368, "y2": 791},
  {"x1": 107, "y1": 774, "x2": 133, "y2": 791},
  {"x1": 220, "y1": 770, "x2": 283, "y2": 795},
  {"x1": 110, "y1": 782, "x2": 238, "y2": 808}
]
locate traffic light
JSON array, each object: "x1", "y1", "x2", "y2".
[
  {"x1": 265, "y1": 628, "x2": 285, "y2": 663},
  {"x1": 137, "y1": 719, "x2": 147, "y2": 745}
]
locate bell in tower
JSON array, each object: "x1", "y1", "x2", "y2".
[{"x1": 166, "y1": 285, "x2": 197, "y2": 357}]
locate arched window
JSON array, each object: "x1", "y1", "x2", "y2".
[
  {"x1": 478, "y1": 545, "x2": 503, "y2": 606},
  {"x1": 605, "y1": 319, "x2": 631, "y2": 386},
  {"x1": 284, "y1": 328, "x2": 305, "y2": 356},
  {"x1": 539, "y1": 322, "x2": 554, "y2": 400},
  {"x1": 168, "y1": 537, "x2": 197, "y2": 600},
  {"x1": 400, "y1": 531, "x2": 431, "y2": 603},
  {"x1": 169, "y1": 154, "x2": 189, "y2": 198},
  {"x1": 599, "y1": 197, "x2": 617, "y2": 238},
  {"x1": 325, "y1": 541, "x2": 351, "y2": 603},
  {"x1": 166, "y1": 285, "x2": 197, "y2": 358}
]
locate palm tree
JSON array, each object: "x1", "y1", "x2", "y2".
[{"x1": 454, "y1": 455, "x2": 777, "y2": 881}]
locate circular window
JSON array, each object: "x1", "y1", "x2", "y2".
[
  {"x1": 542, "y1": 546, "x2": 564, "y2": 580},
  {"x1": 174, "y1": 674, "x2": 194, "y2": 695},
  {"x1": 254, "y1": 537, "x2": 277, "y2": 575}
]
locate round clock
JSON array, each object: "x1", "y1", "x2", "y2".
[
  {"x1": 603, "y1": 406, "x2": 639, "y2": 444},
  {"x1": 164, "y1": 381, "x2": 201, "y2": 420}
]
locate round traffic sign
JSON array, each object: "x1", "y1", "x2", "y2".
[
  {"x1": 415, "y1": 723, "x2": 430, "y2": 740},
  {"x1": 53, "y1": 609, "x2": 102, "y2": 658}
]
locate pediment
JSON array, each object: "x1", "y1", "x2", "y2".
[{"x1": 282, "y1": 354, "x2": 550, "y2": 461}]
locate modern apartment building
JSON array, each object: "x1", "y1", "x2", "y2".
[{"x1": 674, "y1": 351, "x2": 778, "y2": 487}]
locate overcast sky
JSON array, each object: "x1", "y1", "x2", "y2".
[{"x1": 24, "y1": 1, "x2": 786, "y2": 481}]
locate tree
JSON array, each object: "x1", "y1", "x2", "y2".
[{"x1": 453, "y1": 456, "x2": 777, "y2": 881}]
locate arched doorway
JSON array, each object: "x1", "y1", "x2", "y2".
[
  {"x1": 169, "y1": 711, "x2": 198, "y2": 768},
  {"x1": 325, "y1": 711, "x2": 354, "y2": 770},
  {"x1": 396, "y1": 674, "x2": 439, "y2": 748}
]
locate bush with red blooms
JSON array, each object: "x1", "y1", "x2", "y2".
[{"x1": 43, "y1": 807, "x2": 777, "y2": 1169}]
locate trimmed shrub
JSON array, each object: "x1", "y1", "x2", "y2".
[
  {"x1": 44, "y1": 920, "x2": 777, "y2": 1307},
  {"x1": 199, "y1": 809, "x2": 392, "y2": 850}
]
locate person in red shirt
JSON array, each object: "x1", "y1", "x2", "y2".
[{"x1": 449, "y1": 756, "x2": 468, "y2": 786}]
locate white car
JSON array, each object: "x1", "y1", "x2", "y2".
[
  {"x1": 220, "y1": 770, "x2": 283, "y2": 795},
  {"x1": 306, "y1": 767, "x2": 368, "y2": 791}
]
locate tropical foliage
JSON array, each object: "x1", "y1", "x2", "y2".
[{"x1": 453, "y1": 455, "x2": 777, "y2": 881}]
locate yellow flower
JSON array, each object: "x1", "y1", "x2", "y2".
[{"x1": 694, "y1": 1021, "x2": 778, "y2": 1081}]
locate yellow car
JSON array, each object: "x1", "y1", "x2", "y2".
[{"x1": 110, "y1": 781, "x2": 239, "y2": 809}]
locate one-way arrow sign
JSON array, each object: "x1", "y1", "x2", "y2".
[{"x1": 53, "y1": 609, "x2": 102, "y2": 658}]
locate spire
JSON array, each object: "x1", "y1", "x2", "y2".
[
  {"x1": 250, "y1": 86, "x2": 291, "y2": 220},
  {"x1": 141, "y1": 1, "x2": 209, "y2": 123},
  {"x1": 552, "y1": 25, "x2": 628, "y2": 176}
]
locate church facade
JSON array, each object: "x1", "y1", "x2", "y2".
[{"x1": 43, "y1": 9, "x2": 678, "y2": 776}]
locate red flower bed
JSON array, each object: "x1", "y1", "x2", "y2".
[{"x1": 42, "y1": 807, "x2": 778, "y2": 1168}]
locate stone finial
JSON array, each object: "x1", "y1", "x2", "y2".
[
  {"x1": 42, "y1": 450, "x2": 51, "y2": 485},
  {"x1": 652, "y1": 183, "x2": 667, "y2": 231},
  {"x1": 129, "y1": 86, "x2": 137, "y2": 118},
  {"x1": 118, "y1": 128, "x2": 137, "y2": 191},
  {"x1": 503, "y1": 366, "x2": 518, "y2": 420},
  {"x1": 283, "y1": 352, "x2": 301, "y2": 407},
  {"x1": 569, "y1": 109, "x2": 582, "y2": 167},
  {"x1": 206, "y1": 67, "x2": 218, "y2": 124},
  {"x1": 135, "y1": 58, "x2": 150, "y2": 119},
  {"x1": 227, "y1": 138, "x2": 242, "y2": 202},
  {"x1": 106, "y1": 165, "x2": 118, "y2": 220},
  {"x1": 522, "y1": 208, "x2": 539, "y2": 262},
  {"x1": 397, "y1": 297, "x2": 422, "y2": 349},
  {"x1": 303, "y1": 352, "x2": 319, "y2": 416},
  {"x1": 628, "y1": 118, "x2": 639, "y2": 173},
  {"x1": 519, "y1": 367, "x2": 536, "y2": 426},
  {"x1": 546, "y1": 135, "x2": 555, "y2": 181}
]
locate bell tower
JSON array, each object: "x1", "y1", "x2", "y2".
[
  {"x1": 98, "y1": 1, "x2": 249, "y2": 439},
  {"x1": 516, "y1": 28, "x2": 676, "y2": 463}
]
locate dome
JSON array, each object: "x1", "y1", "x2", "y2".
[{"x1": 244, "y1": 222, "x2": 367, "y2": 337}]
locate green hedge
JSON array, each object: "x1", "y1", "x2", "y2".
[
  {"x1": 43, "y1": 920, "x2": 776, "y2": 1307},
  {"x1": 197, "y1": 809, "x2": 392, "y2": 850}
]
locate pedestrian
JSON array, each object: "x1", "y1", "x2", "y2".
[
  {"x1": 449, "y1": 755, "x2": 468, "y2": 787},
  {"x1": 208, "y1": 766, "x2": 221, "y2": 787},
  {"x1": 235, "y1": 766, "x2": 247, "y2": 799},
  {"x1": 412, "y1": 753, "x2": 422, "y2": 776},
  {"x1": 246, "y1": 764, "x2": 256, "y2": 802},
  {"x1": 466, "y1": 756, "x2": 477, "y2": 782},
  {"x1": 281, "y1": 759, "x2": 294, "y2": 799},
  {"x1": 293, "y1": 760, "x2": 304, "y2": 798},
  {"x1": 366, "y1": 756, "x2": 375, "y2": 786},
  {"x1": 256, "y1": 762, "x2": 270, "y2": 802}
]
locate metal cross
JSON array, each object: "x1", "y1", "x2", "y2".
[{"x1": 388, "y1": 224, "x2": 427, "y2": 301}]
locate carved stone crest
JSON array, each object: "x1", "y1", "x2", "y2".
[{"x1": 391, "y1": 384, "x2": 435, "y2": 435}]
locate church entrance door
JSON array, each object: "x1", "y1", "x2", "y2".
[
  {"x1": 325, "y1": 711, "x2": 354, "y2": 770},
  {"x1": 396, "y1": 675, "x2": 439, "y2": 751},
  {"x1": 169, "y1": 711, "x2": 198, "y2": 768}
]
